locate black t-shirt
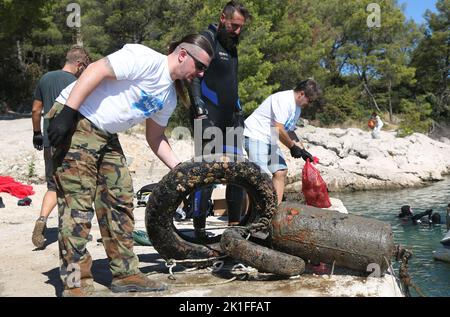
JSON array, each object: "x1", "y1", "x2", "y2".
[{"x1": 34, "y1": 70, "x2": 77, "y2": 146}]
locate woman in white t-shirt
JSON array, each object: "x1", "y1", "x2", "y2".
[
  {"x1": 243, "y1": 79, "x2": 321, "y2": 204},
  {"x1": 46, "y1": 34, "x2": 214, "y2": 296}
]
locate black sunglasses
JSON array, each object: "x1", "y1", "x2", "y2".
[{"x1": 184, "y1": 49, "x2": 208, "y2": 72}]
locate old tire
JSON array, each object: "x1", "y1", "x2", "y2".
[
  {"x1": 221, "y1": 227, "x2": 305, "y2": 276},
  {"x1": 145, "y1": 155, "x2": 277, "y2": 266}
]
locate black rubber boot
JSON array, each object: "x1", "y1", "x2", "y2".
[
  {"x1": 226, "y1": 184, "x2": 245, "y2": 226},
  {"x1": 192, "y1": 186, "x2": 213, "y2": 241}
]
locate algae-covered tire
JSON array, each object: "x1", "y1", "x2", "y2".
[
  {"x1": 145, "y1": 155, "x2": 277, "y2": 266},
  {"x1": 221, "y1": 227, "x2": 305, "y2": 277}
]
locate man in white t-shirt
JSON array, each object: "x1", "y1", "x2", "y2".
[
  {"x1": 46, "y1": 34, "x2": 213, "y2": 297},
  {"x1": 244, "y1": 79, "x2": 321, "y2": 204}
]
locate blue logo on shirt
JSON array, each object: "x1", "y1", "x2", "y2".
[
  {"x1": 132, "y1": 90, "x2": 164, "y2": 117},
  {"x1": 284, "y1": 107, "x2": 302, "y2": 131}
]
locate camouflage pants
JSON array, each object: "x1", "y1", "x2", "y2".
[{"x1": 49, "y1": 103, "x2": 139, "y2": 288}]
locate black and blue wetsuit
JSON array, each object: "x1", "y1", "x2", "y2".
[
  {"x1": 189, "y1": 24, "x2": 243, "y2": 132},
  {"x1": 187, "y1": 24, "x2": 245, "y2": 238}
]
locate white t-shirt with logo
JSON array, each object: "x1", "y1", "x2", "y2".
[
  {"x1": 244, "y1": 90, "x2": 301, "y2": 144},
  {"x1": 56, "y1": 44, "x2": 177, "y2": 134}
]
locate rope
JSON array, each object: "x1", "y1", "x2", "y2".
[
  {"x1": 231, "y1": 263, "x2": 258, "y2": 274},
  {"x1": 163, "y1": 218, "x2": 269, "y2": 282},
  {"x1": 396, "y1": 247, "x2": 427, "y2": 297},
  {"x1": 330, "y1": 260, "x2": 336, "y2": 277},
  {"x1": 162, "y1": 260, "x2": 258, "y2": 287},
  {"x1": 167, "y1": 262, "x2": 177, "y2": 280},
  {"x1": 409, "y1": 281, "x2": 427, "y2": 297},
  {"x1": 165, "y1": 256, "x2": 228, "y2": 280},
  {"x1": 211, "y1": 260, "x2": 225, "y2": 272},
  {"x1": 384, "y1": 256, "x2": 399, "y2": 297},
  {"x1": 170, "y1": 276, "x2": 237, "y2": 287}
]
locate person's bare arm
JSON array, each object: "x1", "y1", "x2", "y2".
[
  {"x1": 288, "y1": 130, "x2": 305, "y2": 148},
  {"x1": 145, "y1": 118, "x2": 181, "y2": 169},
  {"x1": 65, "y1": 57, "x2": 117, "y2": 110},
  {"x1": 287, "y1": 131, "x2": 299, "y2": 142},
  {"x1": 273, "y1": 121, "x2": 296, "y2": 149},
  {"x1": 31, "y1": 99, "x2": 43, "y2": 132}
]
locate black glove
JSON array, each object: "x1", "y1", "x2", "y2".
[
  {"x1": 33, "y1": 131, "x2": 43, "y2": 151},
  {"x1": 47, "y1": 105, "x2": 78, "y2": 147},
  {"x1": 290, "y1": 144, "x2": 314, "y2": 162},
  {"x1": 193, "y1": 96, "x2": 208, "y2": 118}
]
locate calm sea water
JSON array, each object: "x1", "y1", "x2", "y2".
[{"x1": 333, "y1": 177, "x2": 450, "y2": 297}]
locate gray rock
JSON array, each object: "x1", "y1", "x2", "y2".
[{"x1": 285, "y1": 126, "x2": 450, "y2": 192}]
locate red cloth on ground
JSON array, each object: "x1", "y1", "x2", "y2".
[{"x1": 0, "y1": 176, "x2": 35, "y2": 199}]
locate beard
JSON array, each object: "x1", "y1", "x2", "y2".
[{"x1": 217, "y1": 24, "x2": 240, "y2": 53}]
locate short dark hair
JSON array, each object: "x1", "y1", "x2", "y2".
[
  {"x1": 222, "y1": 1, "x2": 251, "y2": 21},
  {"x1": 66, "y1": 45, "x2": 90, "y2": 64},
  {"x1": 401, "y1": 205, "x2": 411, "y2": 213},
  {"x1": 168, "y1": 34, "x2": 214, "y2": 58},
  {"x1": 168, "y1": 34, "x2": 214, "y2": 107},
  {"x1": 294, "y1": 79, "x2": 321, "y2": 102}
]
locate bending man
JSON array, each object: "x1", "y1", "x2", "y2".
[
  {"x1": 244, "y1": 79, "x2": 321, "y2": 204},
  {"x1": 47, "y1": 34, "x2": 213, "y2": 296}
]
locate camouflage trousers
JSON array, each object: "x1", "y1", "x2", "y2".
[{"x1": 49, "y1": 102, "x2": 140, "y2": 288}]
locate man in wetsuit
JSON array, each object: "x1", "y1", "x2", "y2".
[
  {"x1": 398, "y1": 205, "x2": 438, "y2": 225},
  {"x1": 187, "y1": 1, "x2": 250, "y2": 240}
]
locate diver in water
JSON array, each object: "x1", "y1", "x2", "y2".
[{"x1": 398, "y1": 205, "x2": 441, "y2": 225}]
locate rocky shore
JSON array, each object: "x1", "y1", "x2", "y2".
[
  {"x1": 1, "y1": 118, "x2": 449, "y2": 193},
  {"x1": 285, "y1": 126, "x2": 450, "y2": 192}
]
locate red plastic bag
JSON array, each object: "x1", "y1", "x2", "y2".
[{"x1": 301, "y1": 158, "x2": 331, "y2": 208}]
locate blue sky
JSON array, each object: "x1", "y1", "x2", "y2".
[{"x1": 399, "y1": 0, "x2": 438, "y2": 24}]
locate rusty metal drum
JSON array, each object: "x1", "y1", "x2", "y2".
[{"x1": 271, "y1": 202, "x2": 395, "y2": 274}]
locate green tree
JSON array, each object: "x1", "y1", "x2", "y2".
[
  {"x1": 410, "y1": 0, "x2": 450, "y2": 122},
  {"x1": 1, "y1": 0, "x2": 441, "y2": 138},
  {"x1": 0, "y1": 0, "x2": 51, "y2": 110},
  {"x1": 398, "y1": 96, "x2": 433, "y2": 136},
  {"x1": 237, "y1": 0, "x2": 280, "y2": 114},
  {"x1": 339, "y1": 1, "x2": 416, "y2": 116},
  {"x1": 376, "y1": 17, "x2": 419, "y2": 122},
  {"x1": 317, "y1": 85, "x2": 364, "y2": 125}
]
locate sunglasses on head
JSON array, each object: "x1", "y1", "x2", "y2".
[{"x1": 183, "y1": 49, "x2": 208, "y2": 72}]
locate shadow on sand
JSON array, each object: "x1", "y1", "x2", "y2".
[{"x1": 41, "y1": 251, "x2": 168, "y2": 296}]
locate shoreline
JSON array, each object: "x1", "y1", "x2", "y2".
[{"x1": 1, "y1": 118, "x2": 449, "y2": 194}]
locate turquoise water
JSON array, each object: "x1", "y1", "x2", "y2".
[{"x1": 333, "y1": 177, "x2": 450, "y2": 297}]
